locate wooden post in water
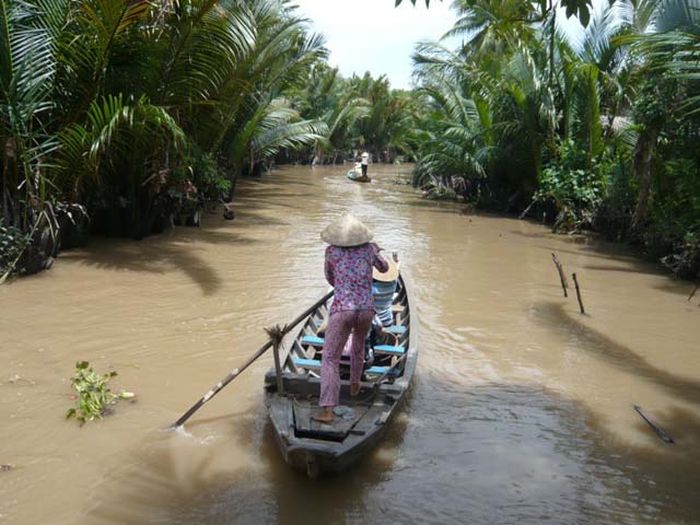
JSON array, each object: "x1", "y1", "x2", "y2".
[
  {"x1": 266, "y1": 325, "x2": 285, "y2": 396},
  {"x1": 634, "y1": 405, "x2": 674, "y2": 444},
  {"x1": 551, "y1": 253, "x2": 569, "y2": 298},
  {"x1": 572, "y1": 272, "x2": 585, "y2": 314},
  {"x1": 273, "y1": 346, "x2": 284, "y2": 395},
  {"x1": 688, "y1": 283, "x2": 699, "y2": 302}
]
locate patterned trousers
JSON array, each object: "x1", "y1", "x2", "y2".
[{"x1": 319, "y1": 309, "x2": 374, "y2": 408}]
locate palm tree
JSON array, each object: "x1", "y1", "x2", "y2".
[
  {"x1": 1, "y1": 0, "x2": 73, "y2": 277},
  {"x1": 411, "y1": 73, "x2": 489, "y2": 197},
  {"x1": 291, "y1": 64, "x2": 370, "y2": 164},
  {"x1": 617, "y1": 0, "x2": 700, "y2": 227},
  {"x1": 2, "y1": 0, "x2": 340, "y2": 276}
]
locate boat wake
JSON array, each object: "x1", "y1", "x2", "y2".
[{"x1": 167, "y1": 424, "x2": 217, "y2": 445}]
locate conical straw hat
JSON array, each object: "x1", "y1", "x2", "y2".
[
  {"x1": 320, "y1": 213, "x2": 373, "y2": 247},
  {"x1": 373, "y1": 251, "x2": 401, "y2": 282}
]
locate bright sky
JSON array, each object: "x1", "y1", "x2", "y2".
[{"x1": 292, "y1": 0, "x2": 457, "y2": 90}]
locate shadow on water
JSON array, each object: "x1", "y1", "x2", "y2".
[
  {"x1": 241, "y1": 175, "x2": 314, "y2": 190},
  {"x1": 506, "y1": 229, "x2": 697, "y2": 301},
  {"x1": 179, "y1": 227, "x2": 261, "y2": 246},
  {"x1": 232, "y1": 195, "x2": 310, "y2": 211},
  {"x1": 235, "y1": 190, "x2": 316, "y2": 202},
  {"x1": 652, "y1": 278, "x2": 700, "y2": 300},
  {"x1": 549, "y1": 246, "x2": 665, "y2": 275},
  {"x1": 60, "y1": 232, "x2": 240, "y2": 295},
  {"x1": 85, "y1": 374, "x2": 700, "y2": 524},
  {"x1": 405, "y1": 198, "x2": 461, "y2": 210},
  {"x1": 85, "y1": 401, "x2": 407, "y2": 525},
  {"x1": 534, "y1": 301, "x2": 700, "y2": 406},
  {"x1": 582, "y1": 263, "x2": 660, "y2": 274},
  {"x1": 234, "y1": 209, "x2": 291, "y2": 227}
]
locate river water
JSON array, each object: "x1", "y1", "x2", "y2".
[{"x1": 1, "y1": 164, "x2": 699, "y2": 524}]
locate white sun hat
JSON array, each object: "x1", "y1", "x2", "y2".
[{"x1": 320, "y1": 213, "x2": 373, "y2": 247}]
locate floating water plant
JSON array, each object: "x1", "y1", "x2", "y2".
[{"x1": 66, "y1": 361, "x2": 134, "y2": 424}]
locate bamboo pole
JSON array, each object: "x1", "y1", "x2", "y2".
[
  {"x1": 688, "y1": 283, "x2": 699, "y2": 302},
  {"x1": 551, "y1": 253, "x2": 568, "y2": 298},
  {"x1": 266, "y1": 325, "x2": 285, "y2": 397},
  {"x1": 171, "y1": 290, "x2": 333, "y2": 428},
  {"x1": 572, "y1": 272, "x2": 585, "y2": 314}
]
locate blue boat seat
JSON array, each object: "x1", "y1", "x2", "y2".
[
  {"x1": 366, "y1": 365, "x2": 400, "y2": 377},
  {"x1": 301, "y1": 335, "x2": 325, "y2": 347},
  {"x1": 301, "y1": 327, "x2": 405, "y2": 348},
  {"x1": 292, "y1": 357, "x2": 399, "y2": 377},
  {"x1": 385, "y1": 325, "x2": 407, "y2": 335},
  {"x1": 293, "y1": 357, "x2": 322, "y2": 369},
  {"x1": 373, "y1": 345, "x2": 405, "y2": 356}
]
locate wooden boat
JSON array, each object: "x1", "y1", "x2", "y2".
[
  {"x1": 264, "y1": 275, "x2": 416, "y2": 477},
  {"x1": 346, "y1": 168, "x2": 371, "y2": 183}
]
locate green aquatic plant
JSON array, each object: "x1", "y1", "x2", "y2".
[{"x1": 66, "y1": 361, "x2": 134, "y2": 425}]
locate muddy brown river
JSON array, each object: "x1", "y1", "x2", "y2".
[{"x1": 1, "y1": 164, "x2": 699, "y2": 524}]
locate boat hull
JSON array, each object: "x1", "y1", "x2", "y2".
[
  {"x1": 264, "y1": 374, "x2": 409, "y2": 477},
  {"x1": 346, "y1": 170, "x2": 371, "y2": 183}
]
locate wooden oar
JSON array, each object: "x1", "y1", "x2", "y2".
[{"x1": 170, "y1": 290, "x2": 334, "y2": 428}]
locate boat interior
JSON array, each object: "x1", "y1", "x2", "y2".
[
  {"x1": 286, "y1": 278, "x2": 410, "y2": 382},
  {"x1": 266, "y1": 278, "x2": 411, "y2": 441}
]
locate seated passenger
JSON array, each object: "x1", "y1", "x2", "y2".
[{"x1": 372, "y1": 251, "x2": 400, "y2": 336}]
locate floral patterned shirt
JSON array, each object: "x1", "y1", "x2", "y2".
[{"x1": 325, "y1": 242, "x2": 389, "y2": 315}]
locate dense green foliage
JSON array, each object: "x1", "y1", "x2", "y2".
[
  {"x1": 3, "y1": 0, "x2": 699, "y2": 281},
  {"x1": 410, "y1": 0, "x2": 700, "y2": 278},
  {"x1": 286, "y1": 65, "x2": 420, "y2": 164},
  {"x1": 0, "y1": 0, "x2": 421, "y2": 279},
  {"x1": 1, "y1": 0, "x2": 330, "y2": 276}
]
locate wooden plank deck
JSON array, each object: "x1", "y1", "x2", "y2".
[{"x1": 292, "y1": 398, "x2": 369, "y2": 439}]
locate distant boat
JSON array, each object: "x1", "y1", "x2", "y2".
[
  {"x1": 346, "y1": 168, "x2": 371, "y2": 183},
  {"x1": 264, "y1": 275, "x2": 416, "y2": 477}
]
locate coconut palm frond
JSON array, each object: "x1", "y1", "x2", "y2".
[
  {"x1": 253, "y1": 118, "x2": 327, "y2": 159},
  {"x1": 655, "y1": 0, "x2": 700, "y2": 32},
  {"x1": 56, "y1": 94, "x2": 185, "y2": 193}
]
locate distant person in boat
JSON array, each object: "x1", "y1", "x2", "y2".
[
  {"x1": 314, "y1": 213, "x2": 389, "y2": 423},
  {"x1": 360, "y1": 151, "x2": 370, "y2": 178}
]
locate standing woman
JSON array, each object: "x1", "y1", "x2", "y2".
[
  {"x1": 315, "y1": 213, "x2": 389, "y2": 423},
  {"x1": 360, "y1": 151, "x2": 370, "y2": 179}
]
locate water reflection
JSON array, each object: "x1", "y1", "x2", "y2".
[{"x1": 535, "y1": 302, "x2": 700, "y2": 405}]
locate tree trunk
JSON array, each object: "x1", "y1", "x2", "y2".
[
  {"x1": 548, "y1": 0, "x2": 555, "y2": 86},
  {"x1": 631, "y1": 126, "x2": 660, "y2": 229},
  {"x1": 2, "y1": 163, "x2": 9, "y2": 225},
  {"x1": 228, "y1": 160, "x2": 241, "y2": 201}
]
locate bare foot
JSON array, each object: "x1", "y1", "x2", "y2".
[
  {"x1": 350, "y1": 383, "x2": 361, "y2": 396},
  {"x1": 312, "y1": 408, "x2": 335, "y2": 423}
]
